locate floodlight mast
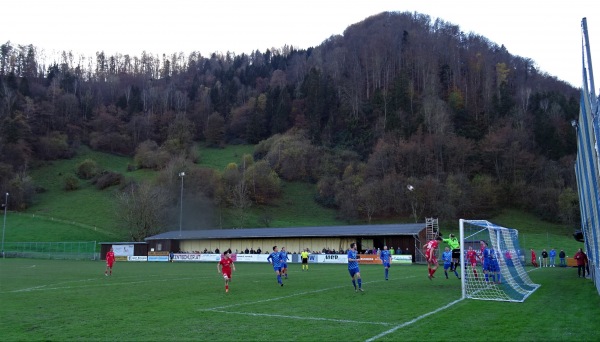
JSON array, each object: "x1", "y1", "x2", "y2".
[
  {"x1": 178, "y1": 172, "x2": 185, "y2": 236},
  {"x1": 2, "y1": 192, "x2": 8, "y2": 259}
]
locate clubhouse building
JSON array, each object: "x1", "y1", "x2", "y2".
[{"x1": 144, "y1": 223, "x2": 430, "y2": 262}]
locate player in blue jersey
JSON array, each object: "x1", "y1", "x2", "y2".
[
  {"x1": 442, "y1": 247, "x2": 460, "y2": 279},
  {"x1": 280, "y1": 247, "x2": 289, "y2": 279},
  {"x1": 482, "y1": 242, "x2": 495, "y2": 283},
  {"x1": 490, "y1": 249, "x2": 501, "y2": 283},
  {"x1": 347, "y1": 242, "x2": 363, "y2": 292},
  {"x1": 379, "y1": 245, "x2": 391, "y2": 280},
  {"x1": 267, "y1": 245, "x2": 284, "y2": 286}
]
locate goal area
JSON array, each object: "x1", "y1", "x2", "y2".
[{"x1": 459, "y1": 219, "x2": 540, "y2": 302}]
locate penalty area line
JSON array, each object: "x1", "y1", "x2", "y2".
[
  {"x1": 202, "y1": 276, "x2": 411, "y2": 311},
  {"x1": 202, "y1": 309, "x2": 393, "y2": 326},
  {"x1": 364, "y1": 298, "x2": 464, "y2": 342}
]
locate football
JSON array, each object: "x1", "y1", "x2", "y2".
[
  {"x1": 407, "y1": 184, "x2": 415, "y2": 191},
  {"x1": 223, "y1": 274, "x2": 229, "y2": 280}
]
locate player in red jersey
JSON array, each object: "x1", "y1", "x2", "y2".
[
  {"x1": 105, "y1": 247, "x2": 115, "y2": 276},
  {"x1": 217, "y1": 250, "x2": 236, "y2": 292},
  {"x1": 466, "y1": 246, "x2": 479, "y2": 279},
  {"x1": 425, "y1": 236, "x2": 443, "y2": 280},
  {"x1": 530, "y1": 248, "x2": 538, "y2": 267}
]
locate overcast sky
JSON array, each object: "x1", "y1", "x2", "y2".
[{"x1": 2, "y1": 0, "x2": 599, "y2": 87}]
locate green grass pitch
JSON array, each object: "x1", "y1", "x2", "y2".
[{"x1": 1, "y1": 259, "x2": 599, "y2": 341}]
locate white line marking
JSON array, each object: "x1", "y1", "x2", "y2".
[
  {"x1": 203, "y1": 309, "x2": 392, "y2": 326},
  {"x1": 202, "y1": 277, "x2": 414, "y2": 311},
  {"x1": 6, "y1": 276, "x2": 205, "y2": 293},
  {"x1": 204, "y1": 284, "x2": 350, "y2": 310},
  {"x1": 364, "y1": 298, "x2": 464, "y2": 342}
]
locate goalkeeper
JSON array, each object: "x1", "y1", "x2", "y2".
[{"x1": 442, "y1": 233, "x2": 460, "y2": 272}]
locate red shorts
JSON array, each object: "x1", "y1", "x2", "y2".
[
  {"x1": 106, "y1": 261, "x2": 114, "y2": 268},
  {"x1": 427, "y1": 257, "x2": 438, "y2": 264},
  {"x1": 222, "y1": 271, "x2": 232, "y2": 279}
]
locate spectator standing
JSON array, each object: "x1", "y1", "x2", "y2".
[
  {"x1": 549, "y1": 248, "x2": 557, "y2": 267},
  {"x1": 574, "y1": 248, "x2": 588, "y2": 278},
  {"x1": 541, "y1": 249, "x2": 548, "y2": 267},
  {"x1": 559, "y1": 249, "x2": 566, "y2": 267}
]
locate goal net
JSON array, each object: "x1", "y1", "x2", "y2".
[
  {"x1": 459, "y1": 219, "x2": 540, "y2": 302},
  {"x1": 2, "y1": 241, "x2": 98, "y2": 260}
]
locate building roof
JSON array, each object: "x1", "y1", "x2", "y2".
[{"x1": 145, "y1": 223, "x2": 426, "y2": 241}]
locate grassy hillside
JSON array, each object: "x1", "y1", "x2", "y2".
[
  {"x1": 11, "y1": 145, "x2": 346, "y2": 242},
  {"x1": 8, "y1": 145, "x2": 584, "y2": 256},
  {"x1": 27, "y1": 146, "x2": 151, "y2": 240}
]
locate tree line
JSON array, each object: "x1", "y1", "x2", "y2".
[{"x1": 0, "y1": 11, "x2": 582, "y2": 237}]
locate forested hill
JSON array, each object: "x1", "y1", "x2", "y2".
[{"x1": 0, "y1": 11, "x2": 581, "y2": 230}]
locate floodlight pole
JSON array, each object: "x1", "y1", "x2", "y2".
[
  {"x1": 2, "y1": 192, "x2": 8, "y2": 259},
  {"x1": 178, "y1": 172, "x2": 185, "y2": 236}
]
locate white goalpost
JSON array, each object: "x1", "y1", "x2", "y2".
[{"x1": 459, "y1": 219, "x2": 540, "y2": 302}]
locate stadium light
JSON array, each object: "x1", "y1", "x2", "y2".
[
  {"x1": 178, "y1": 172, "x2": 185, "y2": 236},
  {"x1": 2, "y1": 192, "x2": 8, "y2": 259}
]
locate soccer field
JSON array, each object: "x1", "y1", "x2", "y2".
[{"x1": 1, "y1": 259, "x2": 599, "y2": 341}]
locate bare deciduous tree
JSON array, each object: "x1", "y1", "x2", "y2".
[{"x1": 116, "y1": 182, "x2": 169, "y2": 241}]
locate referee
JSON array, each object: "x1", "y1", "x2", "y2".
[{"x1": 301, "y1": 248, "x2": 310, "y2": 271}]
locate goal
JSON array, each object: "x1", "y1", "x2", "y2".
[{"x1": 459, "y1": 219, "x2": 540, "y2": 302}]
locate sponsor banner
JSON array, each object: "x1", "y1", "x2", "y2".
[
  {"x1": 115, "y1": 256, "x2": 128, "y2": 262},
  {"x1": 306, "y1": 254, "x2": 348, "y2": 264},
  {"x1": 128, "y1": 256, "x2": 147, "y2": 262},
  {"x1": 173, "y1": 254, "x2": 205, "y2": 262},
  {"x1": 234, "y1": 254, "x2": 269, "y2": 262},
  {"x1": 113, "y1": 244, "x2": 134, "y2": 257},
  {"x1": 236, "y1": 254, "x2": 269, "y2": 262},
  {"x1": 148, "y1": 255, "x2": 169, "y2": 262},
  {"x1": 171, "y1": 253, "x2": 271, "y2": 262},
  {"x1": 391, "y1": 255, "x2": 412, "y2": 264},
  {"x1": 199, "y1": 254, "x2": 222, "y2": 262},
  {"x1": 291, "y1": 254, "x2": 301, "y2": 263},
  {"x1": 149, "y1": 251, "x2": 169, "y2": 256},
  {"x1": 319, "y1": 254, "x2": 348, "y2": 264},
  {"x1": 356, "y1": 254, "x2": 381, "y2": 264}
]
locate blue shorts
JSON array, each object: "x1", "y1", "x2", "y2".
[
  {"x1": 444, "y1": 262, "x2": 452, "y2": 270},
  {"x1": 348, "y1": 267, "x2": 360, "y2": 277},
  {"x1": 281, "y1": 263, "x2": 288, "y2": 269},
  {"x1": 273, "y1": 266, "x2": 281, "y2": 272},
  {"x1": 483, "y1": 261, "x2": 492, "y2": 272},
  {"x1": 382, "y1": 262, "x2": 390, "y2": 268}
]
